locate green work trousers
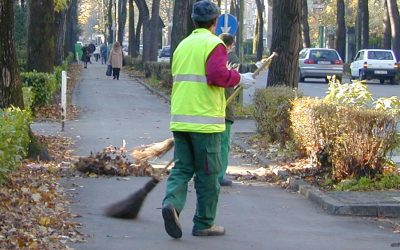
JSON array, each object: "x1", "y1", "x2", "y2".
[
  {"x1": 163, "y1": 131, "x2": 222, "y2": 230},
  {"x1": 218, "y1": 120, "x2": 232, "y2": 181}
]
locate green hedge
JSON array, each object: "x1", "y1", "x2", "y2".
[
  {"x1": 144, "y1": 61, "x2": 170, "y2": 79},
  {"x1": 252, "y1": 86, "x2": 303, "y2": 146},
  {"x1": 124, "y1": 55, "x2": 144, "y2": 71},
  {"x1": 20, "y1": 71, "x2": 58, "y2": 110},
  {"x1": 0, "y1": 107, "x2": 32, "y2": 184},
  {"x1": 290, "y1": 97, "x2": 398, "y2": 181}
]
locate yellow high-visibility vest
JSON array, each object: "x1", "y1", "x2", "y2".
[{"x1": 170, "y1": 28, "x2": 226, "y2": 133}]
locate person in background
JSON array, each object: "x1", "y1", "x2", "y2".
[
  {"x1": 217, "y1": 33, "x2": 264, "y2": 186},
  {"x1": 81, "y1": 44, "x2": 91, "y2": 68},
  {"x1": 107, "y1": 41, "x2": 124, "y2": 80},
  {"x1": 88, "y1": 42, "x2": 96, "y2": 63},
  {"x1": 94, "y1": 45, "x2": 101, "y2": 62},
  {"x1": 100, "y1": 43, "x2": 108, "y2": 65},
  {"x1": 161, "y1": 0, "x2": 255, "y2": 239}
]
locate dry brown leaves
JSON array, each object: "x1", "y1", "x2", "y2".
[
  {"x1": 34, "y1": 104, "x2": 82, "y2": 121},
  {"x1": 123, "y1": 67, "x2": 145, "y2": 78},
  {"x1": 75, "y1": 145, "x2": 159, "y2": 177},
  {"x1": 230, "y1": 133, "x2": 324, "y2": 186},
  {"x1": 0, "y1": 135, "x2": 85, "y2": 249}
]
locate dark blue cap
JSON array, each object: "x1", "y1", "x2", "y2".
[{"x1": 191, "y1": 0, "x2": 220, "y2": 21}]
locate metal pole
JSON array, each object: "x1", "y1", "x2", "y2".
[
  {"x1": 224, "y1": 0, "x2": 228, "y2": 32},
  {"x1": 61, "y1": 71, "x2": 67, "y2": 132}
]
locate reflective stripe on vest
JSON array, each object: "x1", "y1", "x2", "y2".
[
  {"x1": 171, "y1": 115, "x2": 225, "y2": 125},
  {"x1": 174, "y1": 74, "x2": 207, "y2": 84}
]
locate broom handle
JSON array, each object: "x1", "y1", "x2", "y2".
[
  {"x1": 154, "y1": 158, "x2": 174, "y2": 179},
  {"x1": 226, "y1": 52, "x2": 277, "y2": 105}
]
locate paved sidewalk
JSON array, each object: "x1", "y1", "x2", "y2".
[{"x1": 32, "y1": 62, "x2": 400, "y2": 250}]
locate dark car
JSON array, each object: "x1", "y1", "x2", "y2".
[{"x1": 159, "y1": 46, "x2": 171, "y2": 58}]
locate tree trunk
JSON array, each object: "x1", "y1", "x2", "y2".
[
  {"x1": 117, "y1": 0, "x2": 128, "y2": 44},
  {"x1": 135, "y1": 0, "x2": 150, "y2": 62},
  {"x1": 54, "y1": 8, "x2": 68, "y2": 66},
  {"x1": 356, "y1": 0, "x2": 369, "y2": 50},
  {"x1": 255, "y1": 0, "x2": 264, "y2": 60},
  {"x1": 387, "y1": 0, "x2": 400, "y2": 60},
  {"x1": 67, "y1": 0, "x2": 78, "y2": 55},
  {"x1": 0, "y1": 0, "x2": 24, "y2": 109},
  {"x1": 1, "y1": 0, "x2": 51, "y2": 161},
  {"x1": 361, "y1": 0, "x2": 369, "y2": 49},
  {"x1": 26, "y1": 0, "x2": 55, "y2": 73},
  {"x1": 267, "y1": 0, "x2": 301, "y2": 88},
  {"x1": 171, "y1": 0, "x2": 191, "y2": 61},
  {"x1": 382, "y1": 0, "x2": 391, "y2": 49},
  {"x1": 301, "y1": 0, "x2": 310, "y2": 48},
  {"x1": 335, "y1": 0, "x2": 345, "y2": 60},
  {"x1": 107, "y1": 0, "x2": 113, "y2": 45},
  {"x1": 233, "y1": 0, "x2": 241, "y2": 58},
  {"x1": 150, "y1": 0, "x2": 161, "y2": 61},
  {"x1": 128, "y1": 0, "x2": 137, "y2": 57},
  {"x1": 186, "y1": 0, "x2": 195, "y2": 35},
  {"x1": 355, "y1": 2, "x2": 361, "y2": 51},
  {"x1": 135, "y1": 18, "x2": 143, "y2": 54}
]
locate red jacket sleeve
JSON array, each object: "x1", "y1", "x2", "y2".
[{"x1": 206, "y1": 44, "x2": 241, "y2": 88}]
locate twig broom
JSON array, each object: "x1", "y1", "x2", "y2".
[{"x1": 104, "y1": 158, "x2": 174, "y2": 219}]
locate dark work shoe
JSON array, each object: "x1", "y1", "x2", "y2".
[
  {"x1": 162, "y1": 204, "x2": 182, "y2": 239},
  {"x1": 219, "y1": 179, "x2": 232, "y2": 186},
  {"x1": 192, "y1": 224, "x2": 226, "y2": 236}
]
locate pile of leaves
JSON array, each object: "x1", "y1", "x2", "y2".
[
  {"x1": 230, "y1": 133, "x2": 323, "y2": 186},
  {"x1": 75, "y1": 146, "x2": 155, "y2": 177},
  {"x1": 0, "y1": 135, "x2": 85, "y2": 249}
]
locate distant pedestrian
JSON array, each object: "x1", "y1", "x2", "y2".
[
  {"x1": 81, "y1": 44, "x2": 91, "y2": 68},
  {"x1": 89, "y1": 42, "x2": 95, "y2": 64},
  {"x1": 94, "y1": 45, "x2": 101, "y2": 62},
  {"x1": 100, "y1": 43, "x2": 108, "y2": 65},
  {"x1": 107, "y1": 41, "x2": 124, "y2": 80}
]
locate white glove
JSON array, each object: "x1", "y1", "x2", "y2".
[
  {"x1": 239, "y1": 73, "x2": 256, "y2": 89},
  {"x1": 255, "y1": 59, "x2": 268, "y2": 69}
]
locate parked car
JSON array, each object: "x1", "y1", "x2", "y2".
[
  {"x1": 159, "y1": 46, "x2": 171, "y2": 58},
  {"x1": 298, "y1": 48, "x2": 344, "y2": 82},
  {"x1": 350, "y1": 49, "x2": 399, "y2": 84}
]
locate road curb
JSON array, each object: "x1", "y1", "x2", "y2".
[{"x1": 134, "y1": 77, "x2": 171, "y2": 103}]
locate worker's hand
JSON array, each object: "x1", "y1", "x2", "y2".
[
  {"x1": 255, "y1": 59, "x2": 269, "y2": 68},
  {"x1": 239, "y1": 73, "x2": 256, "y2": 89}
]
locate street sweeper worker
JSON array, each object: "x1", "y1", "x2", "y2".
[{"x1": 161, "y1": 0, "x2": 255, "y2": 239}]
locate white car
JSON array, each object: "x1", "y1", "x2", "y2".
[{"x1": 350, "y1": 49, "x2": 399, "y2": 84}]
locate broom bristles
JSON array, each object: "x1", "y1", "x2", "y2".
[
  {"x1": 132, "y1": 137, "x2": 174, "y2": 160},
  {"x1": 104, "y1": 177, "x2": 160, "y2": 219},
  {"x1": 104, "y1": 189, "x2": 147, "y2": 219}
]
